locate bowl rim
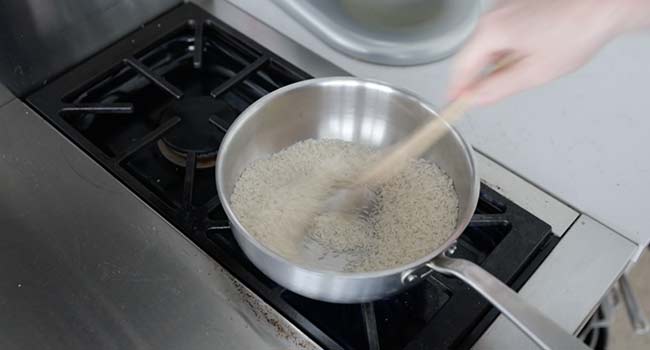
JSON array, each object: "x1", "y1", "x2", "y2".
[{"x1": 215, "y1": 76, "x2": 480, "y2": 279}]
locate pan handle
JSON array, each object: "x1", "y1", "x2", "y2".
[{"x1": 428, "y1": 255, "x2": 591, "y2": 350}]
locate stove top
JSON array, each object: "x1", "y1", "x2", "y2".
[{"x1": 27, "y1": 3, "x2": 559, "y2": 349}]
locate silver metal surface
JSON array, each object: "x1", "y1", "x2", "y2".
[
  {"x1": 0, "y1": 100, "x2": 321, "y2": 350},
  {"x1": 430, "y1": 256, "x2": 591, "y2": 350},
  {"x1": 0, "y1": 0, "x2": 180, "y2": 96},
  {"x1": 474, "y1": 151, "x2": 579, "y2": 236},
  {"x1": 0, "y1": 83, "x2": 12, "y2": 107},
  {"x1": 271, "y1": 0, "x2": 480, "y2": 65},
  {"x1": 216, "y1": 77, "x2": 480, "y2": 303},
  {"x1": 618, "y1": 273, "x2": 650, "y2": 334},
  {"x1": 474, "y1": 215, "x2": 638, "y2": 350}
]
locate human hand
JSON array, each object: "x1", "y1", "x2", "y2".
[{"x1": 448, "y1": 0, "x2": 650, "y2": 105}]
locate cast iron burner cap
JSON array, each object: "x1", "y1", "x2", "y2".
[{"x1": 158, "y1": 96, "x2": 236, "y2": 168}]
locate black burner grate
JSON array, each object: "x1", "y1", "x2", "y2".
[{"x1": 27, "y1": 4, "x2": 559, "y2": 350}]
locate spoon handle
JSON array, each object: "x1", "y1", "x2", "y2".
[{"x1": 358, "y1": 56, "x2": 518, "y2": 185}]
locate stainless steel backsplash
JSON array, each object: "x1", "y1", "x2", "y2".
[{"x1": 0, "y1": 0, "x2": 181, "y2": 97}]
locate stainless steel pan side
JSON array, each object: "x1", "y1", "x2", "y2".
[{"x1": 217, "y1": 77, "x2": 478, "y2": 302}]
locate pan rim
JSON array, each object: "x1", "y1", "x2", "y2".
[{"x1": 215, "y1": 76, "x2": 480, "y2": 279}]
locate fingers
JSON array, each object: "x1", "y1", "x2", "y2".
[
  {"x1": 462, "y1": 58, "x2": 545, "y2": 105},
  {"x1": 447, "y1": 0, "x2": 616, "y2": 105},
  {"x1": 447, "y1": 22, "x2": 509, "y2": 100},
  {"x1": 447, "y1": 40, "x2": 494, "y2": 99}
]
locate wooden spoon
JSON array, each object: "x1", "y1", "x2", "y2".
[{"x1": 323, "y1": 56, "x2": 519, "y2": 214}]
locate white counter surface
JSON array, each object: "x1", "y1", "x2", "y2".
[{"x1": 228, "y1": 0, "x2": 650, "y2": 249}]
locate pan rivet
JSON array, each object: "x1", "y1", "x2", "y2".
[{"x1": 406, "y1": 274, "x2": 417, "y2": 283}]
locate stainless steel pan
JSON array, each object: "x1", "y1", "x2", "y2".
[{"x1": 216, "y1": 77, "x2": 589, "y2": 350}]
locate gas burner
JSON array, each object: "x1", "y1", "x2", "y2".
[
  {"x1": 157, "y1": 139, "x2": 216, "y2": 168},
  {"x1": 158, "y1": 96, "x2": 236, "y2": 168}
]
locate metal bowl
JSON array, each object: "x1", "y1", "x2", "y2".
[
  {"x1": 272, "y1": 0, "x2": 481, "y2": 65},
  {"x1": 216, "y1": 77, "x2": 479, "y2": 303}
]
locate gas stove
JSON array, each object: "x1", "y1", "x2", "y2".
[{"x1": 26, "y1": 3, "x2": 560, "y2": 349}]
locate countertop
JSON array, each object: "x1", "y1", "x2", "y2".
[{"x1": 226, "y1": 0, "x2": 650, "y2": 249}]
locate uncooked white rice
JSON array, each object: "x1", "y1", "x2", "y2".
[{"x1": 230, "y1": 139, "x2": 459, "y2": 272}]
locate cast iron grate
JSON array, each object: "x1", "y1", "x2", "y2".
[{"x1": 27, "y1": 4, "x2": 559, "y2": 350}]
